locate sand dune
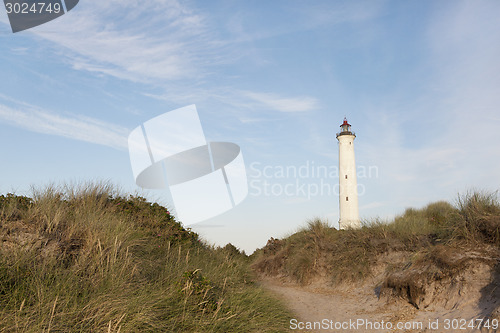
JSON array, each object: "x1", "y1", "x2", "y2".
[{"x1": 259, "y1": 251, "x2": 500, "y2": 333}]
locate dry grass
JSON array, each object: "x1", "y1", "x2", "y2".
[
  {"x1": 252, "y1": 191, "x2": 500, "y2": 288},
  {"x1": 0, "y1": 182, "x2": 292, "y2": 332},
  {"x1": 383, "y1": 243, "x2": 499, "y2": 308},
  {"x1": 449, "y1": 190, "x2": 500, "y2": 245}
]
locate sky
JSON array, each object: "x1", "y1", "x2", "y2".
[{"x1": 1, "y1": 0, "x2": 499, "y2": 253}]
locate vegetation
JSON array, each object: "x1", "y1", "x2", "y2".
[
  {"x1": 252, "y1": 191, "x2": 500, "y2": 287},
  {"x1": 0, "y1": 183, "x2": 291, "y2": 332},
  {"x1": 3, "y1": 182, "x2": 499, "y2": 330}
]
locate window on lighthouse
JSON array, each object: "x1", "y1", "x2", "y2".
[{"x1": 346, "y1": 196, "x2": 349, "y2": 201}]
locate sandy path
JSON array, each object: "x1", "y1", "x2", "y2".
[
  {"x1": 260, "y1": 278, "x2": 419, "y2": 333},
  {"x1": 259, "y1": 278, "x2": 496, "y2": 333}
]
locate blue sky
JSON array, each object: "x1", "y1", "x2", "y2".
[{"x1": 1, "y1": 0, "x2": 499, "y2": 253}]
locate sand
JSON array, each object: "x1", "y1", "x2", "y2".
[{"x1": 259, "y1": 255, "x2": 499, "y2": 333}]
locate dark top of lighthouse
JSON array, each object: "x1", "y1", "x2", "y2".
[{"x1": 336, "y1": 117, "x2": 356, "y2": 138}]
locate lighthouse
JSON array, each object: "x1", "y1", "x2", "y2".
[{"x1": 336, "y1": 118, "x2": 360, "y2": 229}]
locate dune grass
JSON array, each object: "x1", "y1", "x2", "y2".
[
  {"x1": 252, "y1": 191, "x2": 500, "y2": 285},
  {"x1": 0, "y1": 183, "x2": 291, "y2": 332}
]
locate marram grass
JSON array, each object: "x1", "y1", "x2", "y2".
[
  {"x1": 0, "y1": 183, "x2": 292, "y2": 332},
  {"x1": 252, "y1": 190, "x2": 500, "y2": 285}
]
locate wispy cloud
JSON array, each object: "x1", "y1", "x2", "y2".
[
  {"x1": 242, "y1": 91, "x2": 319, "y2": 112},
  {"x1": 220, "y1": 0, "x2": 382, "y2": 45},
  {"x1": 296, "y1": 0, "x2": 384, "y2": 28},
  {"x1": 238, "y1": 117, "x2": 268, "y2": 124},
  {"x1": 17, "y1": 0, "x2": 365, "y2": 108},
  {"x1": 142, "y1": 88, "x2": 320, "y2": 116},
  {"x1": 0, "y1": 97, "x2": 128, "y2": 150},
  {"x1": 28, "y1": 0, "x2": 214, "y2": 83},
  {"x1": 344, "y1": 1, "x2": 500, "y2": 216}
]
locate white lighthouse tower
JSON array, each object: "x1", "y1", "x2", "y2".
[{"x1": 336, "y1": 118, "x2": 360, "y2": 229}]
